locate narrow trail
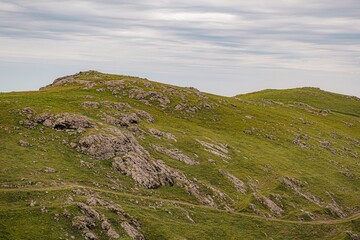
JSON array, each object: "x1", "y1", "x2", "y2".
[{"x1": 1, "y1": 184, "x2": 359, "y2": 225}]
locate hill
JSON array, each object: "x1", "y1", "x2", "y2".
[{"x1": 0, "y1": 71, "x2": 359, "y2": 239}]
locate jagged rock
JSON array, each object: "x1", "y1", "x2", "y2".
[
  {"x1": 35, "y1": 113, "x2": 93, "y2": 130},
  {"x1": 72, "y1": 216, "x2": 96, "y2": 230},
  {"x1": 120, "y1": 222, "x2": 145, "y2": 240},
  {"x1": 77, "y1": 203, "x2": 100, "y2": 220},
  {"x1": 122, "y1": 113, "x2": 140, "y2": 126},
  {"x1": 83, "y1": 231, "x2": 98, "y2": 240},
  {"x1": 82, "y1": 101, "x2": 100, "y2": 109},
  {"x1": 136, "y1": 110, "x2": 155, "y2": 123},
  {"x1": 219, "y1": 170, "x2": 247, "y2": 194},
  {"x1": 254, "y1": 194, "x2": 284, "y2": 216},
  {"x1": 77, "y1": 128, "x2": 144, "y2": 160},
  {"x1": 151, "y1": 144, "x2": 199, "y2": 165},
  {"x1": 112, "y1": 153, "x2": 174, "y2": 189},
  {"x1": 196, "y1": 139, "x2": 230, "y2": 159},
  {"x1": 19, "y1": 140, "x2": 31, "y2": 147},
  {"x1": 101, "y1": 220, "x2": 120, "y2": 239},
  {"x1": 346, "y1": 231, "x2": 360, "y2": 240}
]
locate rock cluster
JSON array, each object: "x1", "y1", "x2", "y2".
[
  {"x1": 35, "y1": 113, "x2": 93, "y2": 130},
  {"x1": 77, "y1": 128, "x2": 144, "y2": 160},
  {"x1": 112, "y1": 153, "x2": 174, "y2": 189}
]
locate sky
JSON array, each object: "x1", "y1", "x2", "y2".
[{"x1": 0, "y1": 0, "x2": 359, "y2": 96}]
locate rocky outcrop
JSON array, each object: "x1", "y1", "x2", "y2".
[
  {"x1": 77, "y1": 128, "x2": 144, "y2": 160},
  {"x1": 254, "y1": 194, "x2": 284, "y2": 216},
  {"x1": 282, "y1": 178, "x2": 346, "y2": 218},
  {"x1": 196, "y1": 139, "x2": 230, "y2": 159},
  {"x1": 35, "y1": 113, "x2": 93, "y2": 130},
  {"x1": 120, "y1": 222, "x2": 145, "y2": 240},
  {"x1": 219, "y1": 170, "x2": 247, "y2": 194},
  {"x1": 112, "y1": 153, "x2": 174, "y2": 189},
  {"x1": 151, "y1": 144, "x2": 199, "y2": 165},
  {"x1": 136, "y1": 110, "x2": 155, "y2": 123}
]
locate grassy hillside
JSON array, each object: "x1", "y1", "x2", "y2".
[{"x1": 0, "y1": 71, "x2": 359, "y2": 239}]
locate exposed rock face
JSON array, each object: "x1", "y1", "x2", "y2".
[
  {"x1": 282, "y1": 178, "x2": 346, "y2": 218},
  {"x1": 72, "y1": 216, "x2": 96, "y2": 230},
  {"x1": 122, "y1": 113, "x2": 140, "y2": 126},
  {"x1": 254, "y1": 194, "x2": 284, "y2": 216},
  {"x1": 112, "y1": 153, "x2": 174, "y2": 189},
  {"x1": 151, "y1": 144, "x2": 199, "y2": 165},
  {"x1": 35, "y1": 113, "x2": 93, "y2": 130},
  {"x1": 136, "y1": 110, "x2": 155, "y2": 123},
  {"x1": 77, "y1": 128, "x2": 144, "y2": 160},
  {"x1": 154, "y1": 161, "x2": 216, "y2": 207},
  {"x1": 196, "y1": 139, "x2": 230, "y2": 159},
  {"x1": 120, "y1": 222, "x2": 145, "y2": 240},
  {"x1": 219, "y1": 170, "x2": 247, "y2": 194}
]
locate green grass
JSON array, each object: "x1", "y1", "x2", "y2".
[{"x1": 0, "y1": 71, "x2": 359, "y2": 239}]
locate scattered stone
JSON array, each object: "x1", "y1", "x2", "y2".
[
  {"x1": 82, "y1": 101, "x2": 100, "y2": 109},
  {"x1": 30, "y1": 200, "x2": 36, "y2": 207},
  {"x1": 43, "y1": 167, "x2": 56, "y2": 173},
  {"x1": 292, "y1": 134, "x2": 309, "y2": 148},
  {"x1": 19, "y1": 140, "x2": 31, "y2": 147},
  {"x1": 320, "y1": 141, "x2": 338, "y2": 154}
]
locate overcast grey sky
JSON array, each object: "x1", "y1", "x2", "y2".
[{"x1": 0, "y1": 0, "x2": 359, "y2": 96}]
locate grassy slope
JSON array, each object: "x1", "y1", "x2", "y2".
[{"x1": 0, "y1": 71, "x2": 359, "y2": 239}]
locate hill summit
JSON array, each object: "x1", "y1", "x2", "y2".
[{"x1": 0, "y1": 71, "x2": 359, "y2": 239}]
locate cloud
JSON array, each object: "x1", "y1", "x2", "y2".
[{"x1": 0, "y1": 0, "x2": 359, "y2": 95}]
